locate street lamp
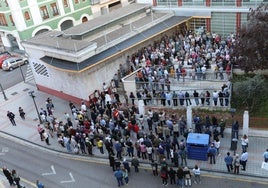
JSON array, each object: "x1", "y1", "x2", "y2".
[
  {"x1": 29, "y1": 91, "x2": 42, "y2": 123},
  {"x1": 0, "y1": 83, "x2": 7, "y2": 100}
]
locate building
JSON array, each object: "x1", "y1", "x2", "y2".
[
  {"x1": 137, "y1": 0, "x2": 267, "y2": 36},
  {"x1": 0, "y1": 0, "x2": 129, "y2": 52},
  {"x1": 22, "y1": 3, "x2": 191, "y2": 104}
]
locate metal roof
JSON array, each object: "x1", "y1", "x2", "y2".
[{"x1": 41, "y1": 16, "x2": 190, "y2": 73}]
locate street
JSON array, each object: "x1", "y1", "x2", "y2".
[
  {"x1": 0, "y1": 64, "x2": 27, "y2": 90},
  {"x1": 0, "y1": 135, "x2": 268, "y2": 188}
]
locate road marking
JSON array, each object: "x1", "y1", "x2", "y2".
[
  {"x1": 60, "y1": 172, "x2": 75, "y2": 183},
  {"x1": 0, "y1": 147, "x2": 8, "y2": 155},
  {"x1": 42, "y1": 165, "x2": 56, "y2": 176}
]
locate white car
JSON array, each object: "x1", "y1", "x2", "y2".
[{"x1": 2, "y1": 57, "x2": 28, "y2": 71}]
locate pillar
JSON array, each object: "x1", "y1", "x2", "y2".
[
  {"x1": 152, "y1": 0, "x2": 157, "y2": 6},
  {"x1": 206, "y1": 18, "x2": 211, "y2": 32},
  {"x1": 236, "y1": 0, "x2": 242, "y2": 7},
  {"x1": 236, "y1": 12, "x2": 241, "y2": 35},
  {"x1": 206, "y1": 0, "x2": 210, "y2": 7},
  {"x1": 178, "y1": 0, "x2": 182, "y2": 6},
  {"x1": 138, "y1": 100, "x2": 145, "y2": 115},
  {"x1": 186, "y1": 106, "x2": 192, "y2": 129},
  {"x1": 243, "y1": 110, "x2": 249, "y2": 136}
]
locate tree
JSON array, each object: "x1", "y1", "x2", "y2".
[
  {"x1": 232, "y1": 4, "x2": 268, "y2": 73},
  {"x1": 232, "y1": 74, "x2": 268, "y2": 113}
]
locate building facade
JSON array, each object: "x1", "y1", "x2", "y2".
[
  {"x1": 0, "y1": 0, "x2": 129, "y2": 52},
  {"x1": 137, "y1": 0, "x2": 267, "y2": 36}
]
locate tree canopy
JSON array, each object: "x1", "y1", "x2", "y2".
[
  {"x1": 232, "y1": 4, "x2": 268, "y2": 73},
  {"x1": 232, "y1": 74, "x2": 268, "y2": 113}
]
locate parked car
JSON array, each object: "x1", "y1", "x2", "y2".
[
  {"x1": 0, "y1": 54, "x2": 11, "y2": 68},
  {"x1": 2, "y1": 56, "x2": 28, "y2": 71}
]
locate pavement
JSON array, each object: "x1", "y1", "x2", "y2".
[{"x1": 0, "y1": 81, "x2": 268, "y2": 187}]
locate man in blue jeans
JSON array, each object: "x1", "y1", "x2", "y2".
[
  {"x1": 114, "y1": 168, "x2": 124, "y2": 187},
  {"x1": 207, "y1": 144, "x2": 217, "y2": 164},
  {"x1": 224, "y1": 152, "x2": 233, "y2": 172}
]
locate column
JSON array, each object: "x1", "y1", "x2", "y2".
[
  {"x1": 236, "y1": 12, "x2": 241, "y2": 36},
  {"x1": 236, "y1": 0, "x2": 242, "y2": 7},
  {"x1": 138, "y1": 100, "x2": 145, "y2": 115},
  {"x1": 206, "y1": 0, "x2": 210, "y2": 7},
  {"x1": 178, "y1": 0, "x2": 182, "y2": 6},
  {"x1": 153, "y1": 0, "x2": 157, "y2": 6},
  {"x1": 243, "y1": 111, "x2": 249, "y2": 136},
  {"x1": 206, "y1": 18, "x2": 211, "y2": 32},
  {"x1": 186, "y1": 106, "x2": 192, "y2": 129}
]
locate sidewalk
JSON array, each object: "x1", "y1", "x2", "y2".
[{"x1": 0, "y1": 81, "x2": 268, "y2": 184}]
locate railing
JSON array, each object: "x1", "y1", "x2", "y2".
[{"x1": 156, "y1": 0, "x2": 266, "y2": 7}]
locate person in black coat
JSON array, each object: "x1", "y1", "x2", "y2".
[{"x1": 3, "y1": 167, "x2": 14, "y2": 186}]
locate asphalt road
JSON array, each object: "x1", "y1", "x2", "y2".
[
  {"x1": 0, "y1": 64, "x2": 27, "y2": 90},
  {"x1": 1, "y1": 135, "x2": 268, "y2": 188}
]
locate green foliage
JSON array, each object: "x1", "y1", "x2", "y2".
[
  {"x1": 232, "y1": 74, "x2": 268, "y2": 113},
  {"x1": 232, "y1": 4, "x2": 268, "y2": 73}
]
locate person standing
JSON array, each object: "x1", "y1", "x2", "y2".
[
  {"x1": 193, "y1": 90, "x2": 199, "y2": 106},
  {"x1": 179, "y1": 148, "x2": 187, "y2": 166},
  {"x1": 7, "y1": 111, "x2": 16, "y2": 126},
  {"x1": 241, "y1": 134, "x2": 249, "y2": 153},
  {"x1": 151, "y1": 159, "x2": 158, "y2": 176},
  {"x1": 224, "y1": 152, "x2": 233, "y2": 172},
  {"x1": 18, "y1": 107, "x2": 25, "y2": 120},
  {"x1": 97, "y1": 138, "x2": 104, "y2": 154},
  {"x1": 183, "y1": 166, "x2": 192, "y2": 187},
  {"x1": 114, "y1": 168, "x2": 124, "y2": 187},
  {"x1": 207, "y1": 143, "x2": 217, "y2": 164},
  {"x1": 11, "y1": 169, "x2": 22, "y2": 188},
  {"x1": 263, "y1": 149, "x2": 268, "y2": 162},
  {"x1": 131, "y1": 157, "x2": 139, "y2": 172},
  {"x1": 232, "y1": 121, "x2": 239, "y2": 139},
  {"x1": 122, "y1": 158, "x2": 130, "y2": 173},
  {"x1": 160, "y1": 166, "x2": 168, "y2": 186},
  {"x1": 240, "y1": 151, "x2": 248, "y2": 171},
  {"x1": 122, "y1": 168, "x2": 129, "y2": 185},
  {"x1": 129, "y1": 92, "x2": 135, "y2": 106},
  {"x1": 36, "y1": 180, "x2": 44, "y2": 188},
  {"x1": 42, "y1": 129, "x2": 50, "y2": 145},
  {"x1": 233, "y1": 154, "x2": 240, "y2": 174},
  {"x1": 37, "y1": 124, "x2": 44, "y2": 141},
  {"x1": 176, "y1": 167, "x2": 184, "y2": 188},
  {"x1": 168, "y1": 167, "x2": 176, "y2": 185},
  {"x1": 2, "y1": 167, "x2": 14, "y2": 186},
  {"x1": 109, "y1": 153, "x2": 116, "y2": 171},
  {"x1": 192, "y1": 164, "x2": 201, "y2": 184}
]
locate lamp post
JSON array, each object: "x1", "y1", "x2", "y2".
[
  {"x1": 29, "y1": 91, "x2": 42, "y2": 124},
  {"x1": 0, "y1": 83, "x2": 7, "y2": 100}
]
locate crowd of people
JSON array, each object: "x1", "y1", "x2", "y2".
[
  {"x1": 3, "y1": 29, "x2": 258, "y2": 187},
  {"x1": 121, "y1": 28, "x2": 235, "y2": 108}
]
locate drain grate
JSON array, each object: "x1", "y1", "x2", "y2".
[
  {"x1": 23, "y1": 88, "x2": 30, "y2": 92},
  {"x1": 11, "y1": 92, "x2": 18, "y2": 96},
  {"x1": 33, "y1": 118, "x2": 38, "y2": 121}
]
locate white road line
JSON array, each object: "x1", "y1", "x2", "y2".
[
  {"x1": 60, "y1": 172, "x2": 75, "y2": 183},
  {"x1": 42, "y1": 165, "x2": 56, "y2": 176}
]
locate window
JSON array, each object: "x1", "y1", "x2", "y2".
[
  {"x1": 63, "y1": 0, "x2": 69, "y2": 7},
  {"x1": 24, "y1": 11, "x2": 30, "y2": 20},
  {"x1": 40, "y1": 6, "x2": 49, "y2": 19},
  {"x1": 75, "y1": 0, "x2": 79, "y2": 4},
  {"x1": 9, "y1": 15, "x2": 14, "y2": 26},
  {"x1": 0, "y1": 14, "x2": 8, "y2": 26},
  {"x1": 51, "y1": 3, "x2": 59, "y2": 16}
]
